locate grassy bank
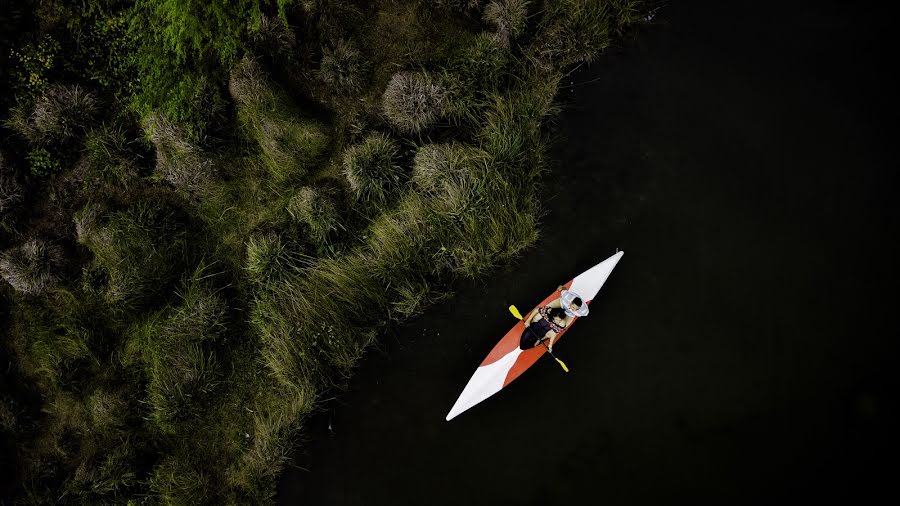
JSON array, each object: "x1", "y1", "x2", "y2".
[{"x1": 0, "y1": 0, "x2": 649, "y2": 502}]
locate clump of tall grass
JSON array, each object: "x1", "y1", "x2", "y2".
[
  {"x1": 0, "y1": 152, "x2": 24, "y2": 215},
  {"x1": 0, "y1": 239, "x2": 65, "y2": 295},
  {"x1": 85, "y1": 389, "x2": 127, "y2": 431},
  {"x1": 230, "y1": 56, "x2": 330, "y2": 180},
  {"x1": 6, "y1": 84, "x2": 99, "y2": 145},
  {"x1": 532, "y1": 0, "x2": 645, "y2": 66},
  {"x1": 244, "y1": 233, "x2": 302, "y2": 284},
  {"x1": 251, "y1": 14, "x2": 296, "y2": 57},
  {"x1": 441, "y1": 32, "x2": 508, "y2": 126},
  {"x1": 411, "y1": 142, "x2": 488, "y2": 195},
  {"x1": 318, "y1": 38, "x2": 369, "y2": 95},
  {"x1": 66, "y1": 442, "x2": 139, "y2": 501},
  {"x1": 477, "y1": 72, "x2": 561, "y2": 171},
  {"x1": 125, "y1": 266, "x2": 229, "y2": 433},
  {"x1": 484, "y1": 0, "x2": 530, "y2": 48},
  {"x1": 342, "y1": 132, "x2": 404, "y2": 206},
  {"x1": 7, "y1": 289, "x2": 97, "y2": 389},
  {"x1": 432, "y1": 0, "x2": 483, "y2": 14},
  {"x1": 151, "y1": 456, "x2": 211, "y2": 504},
  {"x1": 146, "y1": 113, "x2": 217, "y2": 193},
  {"x1": 74, "y1": 202, "x2": 189, "y2": 309},
  {"x1": 228, "y1": 382, "x2": 317, "y2": 494},
  {"x1": 382, "y1": 71, "x2": 448, "y2": 134},
  {"x1": 287, "y1": 186, "x2": 341, "y2": 246},
  {"x1": 82, "y1": 124, "x2": 142, "y2": 188}
]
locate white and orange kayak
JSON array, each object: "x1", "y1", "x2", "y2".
[{"x1": 445, "y1": 250, "x2": 624, "y2": 421}]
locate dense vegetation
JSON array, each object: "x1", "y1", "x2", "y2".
[{"x1": 0, "y1": 0, "x2": 648, "y2": 502}]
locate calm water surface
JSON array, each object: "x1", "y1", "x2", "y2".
[{"x1": 278, "y1": 1, "x2": 898, "y2": 504}]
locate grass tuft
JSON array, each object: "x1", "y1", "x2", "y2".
[
  {"x1": 230, "y1": 56, "x2": 330, "y2": 181},
  {"x1": 251, "y1": 14, "x2": 296, "y2": 57},
  {"x1": 484, "y1": 0, "x2": 530, "y2": 48},
  {"x1": 342, "y1": 132, "x2": 404, "y2": 206},
  {"x1": 0, "y1": 152, "x2": 24, "y2": 215},
  {"x1": 318, "y1": 38, "x2": 369, "y2": 95},
  {"x1": 146, "y1": 113, "x2": 217, "y2": 192},
  {"x1": 382, "y1": 71, "x2": 448, "y2": 134},
  {"x1": 0, "y1": 239, "x2": 65, "y2": 295},
  {"x1": 287, "y1": 186, "x2": 341, "y2": 246},
  {"x1": 6, "y1": 84, "x2": 99, "y2": 145},
  {"x1": 74, "y1": 201, "x2": 189, "y2": 310}
]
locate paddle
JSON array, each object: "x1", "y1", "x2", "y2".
[{"x1": 508, "y1": 305, "x2": 570, "y2": 373}]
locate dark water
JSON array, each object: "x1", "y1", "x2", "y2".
[{"x1": 278, "y1": 1, "x2": 898, "y2": 504}]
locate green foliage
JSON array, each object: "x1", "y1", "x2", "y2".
[
  {"x1": 341, "y1": 132, "x2": 404, "y2": 206},
  {"x1": 25, "y1": 147, "x2": 60, "y2": 176},
  {"x1": 128, "y1": 0, "x2": 296, "y2": 140},
  {"x1": 8, "y1": 35, "x2": 60, "y2": 96},
  {"x1": 230, "y1": 56, "x2": 330, "y2": 180}
]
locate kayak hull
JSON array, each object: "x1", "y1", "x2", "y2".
[{"x1": 446, "y1": 251, "x2": 623, "y2": 421}]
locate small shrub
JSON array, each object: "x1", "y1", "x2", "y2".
[
  {"x1": 483, "y1": 0, "x2": 530, "y2": 48},
  {"x1": 342, "y1": 132, "x2": 404, "y2": 206},
  {"x1": 0, "y1": 239, "x2": 65, "y2": 295},
  {"x1": 318, "y1": 39, "x2": 369, "y2": 95},
  {"x1": 287, "y1": 186, "x2": 340, "y2": 246},
  {"x1": 382, "y1": 71, "x2": 448, "y2": 134},
  {"x1": 25, "y1": 147, "x2": 61, "y2": 177}
]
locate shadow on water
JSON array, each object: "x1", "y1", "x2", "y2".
[{"x1": 278, "y1": 1, "x2": 898, "y2": 504}]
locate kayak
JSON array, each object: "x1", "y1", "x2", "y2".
[{"x1": 445, "y1": 250, "x2": 624, "y2": 421}]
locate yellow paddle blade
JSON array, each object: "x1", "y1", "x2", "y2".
[
  {"x1": 508, "y1": 305, "x2": 523, "y2": 320},
  {"x1": 554, "y1": 357, "x2": 570, "y2": 373}
]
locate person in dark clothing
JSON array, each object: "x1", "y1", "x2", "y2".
[{"x1": 519, "y1": 306, "x2": 569, "y2": 350}]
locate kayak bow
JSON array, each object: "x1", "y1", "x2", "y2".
[{"x1": 445, "y1": 250, "x2": 624, "y2": 421}]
